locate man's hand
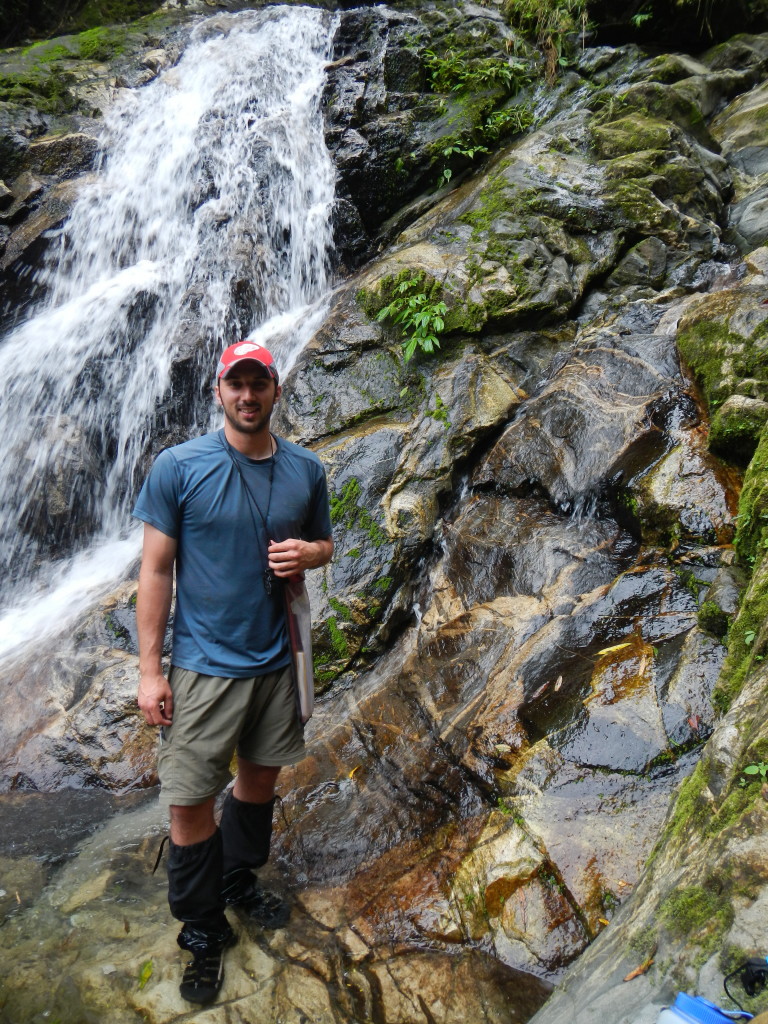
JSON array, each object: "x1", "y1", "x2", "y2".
[
  {"x1": 268, "y1": 537, "x2": 333, "y2": 577},
  {"x1": 137, "y1": 672, "x2": 174, "y2": 727}
]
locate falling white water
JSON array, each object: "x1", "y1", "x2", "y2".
[{"x1": 0, "y1": 6, "x2": 338, "y2": 662}]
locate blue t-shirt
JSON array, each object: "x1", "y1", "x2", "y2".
[{"x1": 132, "y1": 429, "x2": 332, "y2": 677}]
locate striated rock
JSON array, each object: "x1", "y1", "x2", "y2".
[{"x1": 25, "y1": 130, "x2": 99, "y2": 177}]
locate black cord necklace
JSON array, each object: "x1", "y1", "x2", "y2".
[{"x1": 220, "y1": 430, "x2": 277, "y2": 596}]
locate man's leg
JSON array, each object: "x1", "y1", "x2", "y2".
[
  {"x1": 167, "y1": 800, "x2": 236, "y2": 1004},
  {"x1": 167, "y1": 799, "x2": 236, "y2": 1004},
  {"x1": 219, "y1": 759, "x2": 290, "y2": 928}
]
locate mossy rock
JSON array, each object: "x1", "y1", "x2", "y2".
[
  {"x1": 734, "y1": 423, "x2": 768, "y2": 567},
  {"x1": 677, "y1": 312, "x2": 768, "y2": 416},
  {"x1": 697, "y1": 599, "x2": 730, "y2": 639},
  {"x1": 603, "y1": 179, "x2": 679, "y2": 235},
  {"x1": 591, "y1": 114, "x2": 674, "y2": 160},
  {"x1": 709, "y1": 394, "x2": 768, "y2": 464},
  {"x1": 659, "y1": 884, "x2": 734, "y2": 958},
  {"x1": 713, "y1": 438, "x2": 768, "y2": 712},
  {"x1": 618, "y1": 81, "x2": 712, "y2": 148},
  {"x1": 600, "y1": 148, "x2": 668, "y2": 182}
]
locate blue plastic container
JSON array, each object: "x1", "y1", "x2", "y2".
[{"x1": 656, "y1": 993, "x2": 753, "y2": 1024}]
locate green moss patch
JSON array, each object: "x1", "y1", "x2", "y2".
[
  {"x1": 697, "y1": 600, "x2": 730, "y2": 639},
  {"x1": 677, "y1": 318, "x2": 768, "y2": 414},
  {"x1": 710, "y1": 398, "x2": 768, "y2": 464},
  {"x1": 329, "y1": 477, "x2": 388, "y2": 549},
  {"x1": 659, "y1": 884, "x2": 733, "y2": 960},
  {"x1": 713, "y1": 442, "x2": 768, "y2": 713},
  {"x1": 604, "y1": 179, "x2": 678, "y2": 233},
  {"x1": 592, "y1": 115, "x2": 673, "y2": 159}
]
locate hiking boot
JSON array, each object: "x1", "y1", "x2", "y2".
[
  {"x1": 177, "y1": 921, "x2": 236, "y2": 1005},
  {"x1": 222, "y1": 869, "x2": 291, "y2": 929}
]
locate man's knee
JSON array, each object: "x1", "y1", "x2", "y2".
[
  {"x1": 169, "y1": 797, "x2": 216, "y2": 845},
  {"x1": 233, "y1": 759, "x2": 281, "y2": 803}
]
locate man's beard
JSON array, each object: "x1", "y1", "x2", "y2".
[{"x1": 224, "y1": 406, "x2": 272, "y2": 434}]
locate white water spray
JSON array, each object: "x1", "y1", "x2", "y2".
[{"x1": 0, "y1": 6, "x2": 338, "y2": 662}]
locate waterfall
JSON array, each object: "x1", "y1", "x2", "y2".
[{"x1": 0, "y1": 6, "x2": 338, "y2": 661}]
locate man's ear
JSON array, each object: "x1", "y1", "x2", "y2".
[
  {"x1": 275, "y1": 384, "x2": 282, "y2": 401},
  {"x1": 214, "y1": 383, "x2": 222, "y2": 406}
]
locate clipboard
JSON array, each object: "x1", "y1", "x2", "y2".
[{"x1": 283, "y1": 573, "x2": 314, "y2": 724}]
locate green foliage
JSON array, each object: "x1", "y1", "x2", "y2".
[
  {"x1": 434, "y1": 106, "x2": 534, "y2": 187},
  {"x1": 483, "y1": 105, "x2": 535, "y2": 139},
  {"x1": 741, "y1": 762, "x2": 768, "y2": 784},
  {"x1": 422, "y1": 43, "x2": 534, "y2": 186},
  {"x1": 376, "y1": 275, "x2": 447, "y2": 362},
  {"x1": 425, "y1": 394, "x2": 450, "y2": 427},
  {"x1": 439, "y1": 141, "x2": 489, "y2": 185},
  {"x1": 502, "y1": 0, "x2": 588, "y2": 81},
  {"x1": 423, "y1": 49, "x2": 530, "y2": 95}
]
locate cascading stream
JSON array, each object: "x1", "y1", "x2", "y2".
[{"x1": 0, "y1": 7, "x2": 338, "y2": 660}]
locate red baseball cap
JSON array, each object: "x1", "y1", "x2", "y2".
[{"x1": 216, "y1": 341, "x2": 279, "y2": 383}]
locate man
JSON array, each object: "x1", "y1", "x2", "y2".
[{"x1": 133, "y1": 340, "x2": 333, "y2": 1005}]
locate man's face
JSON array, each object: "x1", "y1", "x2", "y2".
[{"x1": 215, "y1": 362, "x2": 281, "y2": 436}]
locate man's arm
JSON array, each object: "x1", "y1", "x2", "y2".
[
  {"x1": 267, "y1": 536, "x2": 333, "y2": 577},
  {"x1": 136, "y1": 523, "x2": 178, "y2": 726}
]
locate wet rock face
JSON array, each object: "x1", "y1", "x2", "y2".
[
  {"x1": 0, "y1": 581, "x2": 158, "y2": 794},
  {"x1": 323, "y1": 2, "x2": 517, "y2": 268}
]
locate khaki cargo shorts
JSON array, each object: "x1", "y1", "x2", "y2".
[{"x1": 157, "y1": 664, "x2": 304, "y2": 806}]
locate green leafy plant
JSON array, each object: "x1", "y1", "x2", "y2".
[
  {"x1": 376, "y1": 276, "x2": 447, "y2": 362},
  {"x1": 631, "y1": 9, "x2": 653, "y2": 27},
  {"x1": 425, "y1": 394, "x2": 450, "y2": 427},
  {"x1": 439, "y1": 141, "x2": 490, "y2": 185},
  {"x1": 483, "y1": 105, "x2": 536, "y2": 139},
  {"x1": 740, "y1": 762, "x2": 768, "y2": 786},
  {"x1": 423, "y1": 49, "x2": 529, "y2": 95}
]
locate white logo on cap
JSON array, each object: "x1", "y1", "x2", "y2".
[{"x1": 233, "y1": 342, "x2": 262, "y2": 356}]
